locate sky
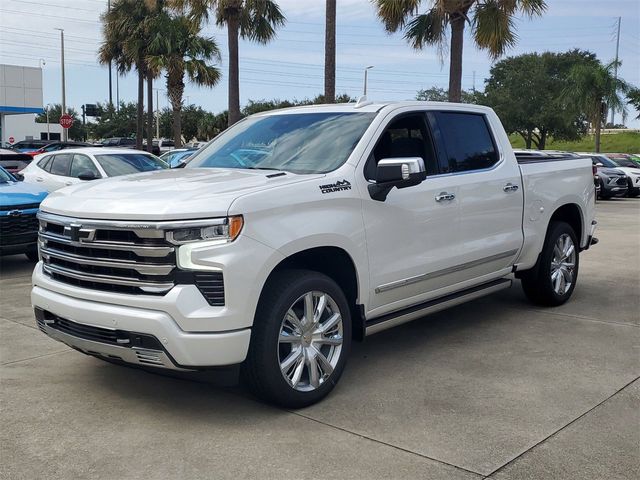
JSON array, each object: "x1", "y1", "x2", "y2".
[{"x1": 1, "y1": 0, "x2": 639, "y2": 127}]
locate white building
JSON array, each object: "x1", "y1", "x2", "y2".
[{"x1": 0, "y1": 64, "x2": 62, "y2": 144}]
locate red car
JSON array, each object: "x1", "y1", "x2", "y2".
[{"x1": 0, "y1": 149, "x2": 34, "y2": 174}]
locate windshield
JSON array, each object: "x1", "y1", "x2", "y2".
[
  {"x1": 95, "y1": 153, "x2": 168, "y2": 177},
  {"x1": 593, "y1": 156, "x2": 619, "y2": 168},
  {"x1": 0, "y1": 167, "x2": 15, "y2": 182},
  {"x1": 187, "y1": 112, "x2": 376, "y2": 174}
]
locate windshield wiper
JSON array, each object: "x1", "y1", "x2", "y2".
[{"x1": 243, "y1": 166, "x2": 284, "y2": 171}]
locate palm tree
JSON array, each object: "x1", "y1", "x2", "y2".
[
  {"x1": 148, "y1": 14, "x2": 222, "y2": 147},
  {"x1": 324, "y1": 0, "x2": 336, "y2": 103},
  {"x1": 565, "y1": 60, "x2": 631, "y2": 152},
  {"x1": 100, "y1": 0, "x2": 159, "y2": 149},
  {"x1": 373, "y1": 0, "x2": 546, "y2": 102},
  {"x1": 172, "y1": 0, "x2": 285, "y2": 126}
]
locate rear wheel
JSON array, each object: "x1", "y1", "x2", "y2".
[
  {"x1": 243, "y1": 270, "x2": 351, "y2": 408},
  {"x1": 521, "y1": 221, "x2": 579, "y2": 306}
]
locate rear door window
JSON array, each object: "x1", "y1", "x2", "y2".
[
  {"x1": 49, "y1": 153, "x2": 73, "y2": 176},
  {"x1": 428, "y1": 112, "x2": 499, "y2": 173}
]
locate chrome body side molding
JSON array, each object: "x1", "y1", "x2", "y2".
[{"x1": 375, "y1": 250, "x2": 518, "y2": 294}]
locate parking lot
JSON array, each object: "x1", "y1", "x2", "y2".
[{"x1": 1, "y1": 199, "x2": 638, "y2": 480}]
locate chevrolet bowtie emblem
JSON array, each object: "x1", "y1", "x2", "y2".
[{"x1": 63, "y1": 224, "x2": 96, "y2": 242}]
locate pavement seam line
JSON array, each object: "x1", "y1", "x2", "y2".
[
  {"x1": 0, "y1": 315, "x2": 39, "y2": 331},
  {"x1": 288, "y1": 410, "x2": 484, "y2": 478},
  {"x1": 483, "y1": 375, "x2": 640, "y2": 478},
  {"x1": 1, "y1": 349, "x2": 71, "y2": 366},
  {"x1": 529, "y1": 307, "x2": 640, "y2": 329}
]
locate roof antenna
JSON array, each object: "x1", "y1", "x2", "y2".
[{"x1": 354, "y1": 95, "x2": 373, "y2": 108}]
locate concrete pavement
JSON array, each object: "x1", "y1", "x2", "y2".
[{"x1": 1, "y1": 199, "x2": 638, "y2": 479}]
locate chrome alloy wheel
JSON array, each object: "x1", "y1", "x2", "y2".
[
  {"x1": 278, "y1": 291, "x2": 344, "y2": 392},
  {"x1": 550, "y1": 233, "x2": 576, "y2": 295}
]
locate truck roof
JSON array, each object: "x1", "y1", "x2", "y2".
[{"x1": 254, "y1": 100, "x2": 494, "y2": 116}]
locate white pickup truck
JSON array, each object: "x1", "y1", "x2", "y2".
[{"x1": 32, "y1": 101, "x2": 597, "y2": 407}]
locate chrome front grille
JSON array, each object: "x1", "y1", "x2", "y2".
[{"x1": 38, "y1": 213, "x2": 177, "y2": 295}]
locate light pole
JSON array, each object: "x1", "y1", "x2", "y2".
[
  {"x1": 55, "y1": 28, "x2": 67, "y2": 141},
  {"x1": 363, "y1": 65, "x2": 374, "y2": 97},
  {"x1": 45, "y1": 104, "x2": 50, "y2": 140},
  {"x1": 107, "y1": 0, "x2": 113, "y2": 108}
]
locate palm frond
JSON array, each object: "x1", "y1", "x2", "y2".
[
  {"x1": 373, "y1": 0, "x2": 422, "y2": 33},
  {"x1": 516, "y1": 0, "x2": 547, "y2": 17},
  {"x1": 473, "y1": 0, "x2": 517, "y2": 59},
  {"x1": 404, "y1": 8, "x2": 447, "y2": 50},
  {"x1": 239, "y1": 0, "x2": 286, "y2": 42}
]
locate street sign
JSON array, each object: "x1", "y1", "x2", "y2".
[
  {"x1": 8, "y1": 136, "x2": 15, "y2": 144},
  {"x1": 60, "y1": 114, "x2": 73, "y2": 129}
]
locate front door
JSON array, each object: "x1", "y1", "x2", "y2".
[{"x1": 360, "y1": 113, "x2": 465, "y2": 318}]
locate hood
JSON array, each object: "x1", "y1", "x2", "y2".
[
  {"x1": 40, "y1": 167, "x2": 322, "y2": 220},
  {"x1": 0, "y1": 180, "x2": 48, "y2": 207},
  {"x1": 600, "y1": 168, "x2": 624, "y2": 176}
]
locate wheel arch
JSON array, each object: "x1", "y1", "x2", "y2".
[
  {"x1": 548, "y1": 203, "x2": 584, "y2": 246},
  {"x1": 261, "y1": 246, "x2": 366, "y2": 341}
]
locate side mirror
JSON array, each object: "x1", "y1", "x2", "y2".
[
  {"x1": 77, "y1": 171, "x2": 98, "y2": 181},
  {"x1": 595, "y1": 162, "x2": 603, "y2": 167},
  {"x1": 368, "y1": 157, "x2": 427, "y2": 201}
]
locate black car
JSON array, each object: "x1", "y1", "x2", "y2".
[
  {"x1": 29, "y1": 141, "x2": 97, "y2": 156},
  {"x1": 0, "y1": 148, "x2": 34, "y2": 174},
  {"x1": 11, "y1": 139, "x2": 55, "y2": 152},
  {"x1": 103, "y1": 137, "x2": 160, "y2": 156}
]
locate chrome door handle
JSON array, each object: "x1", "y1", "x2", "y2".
[
  {"x1": 64, "y1": 181, "x2": 73, "y2": 186},
  {"x1": 36, "y1": 177, "x2": 44, "y2": 182},
  {"x1": 435, "y1": 192, "x2": 455, "y2": 202},
  {"x1": 503, "y1": 183, "x2": 519, "y2": 192}
]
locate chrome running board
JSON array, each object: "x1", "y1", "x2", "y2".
[{"x1": 365, "y1": 278, "x2": 512, "y2": 336}]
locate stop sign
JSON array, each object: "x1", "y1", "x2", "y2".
[
  {"x1": 8, "y1": 136, "x2": 15, "y2": 144},
  {"x1": 60, "y1": 114, "x2": 73, "y2": 129}
]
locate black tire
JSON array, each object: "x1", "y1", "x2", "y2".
[
  {"x1": 520, "y1": 221, "x2": 580, "y2": 306},
  {"x1": 25, "y1": 249, "x2": 39, "y2": 262},
  {"x1": 243, "y1": 269, "x2": 352, "y2": 408}
]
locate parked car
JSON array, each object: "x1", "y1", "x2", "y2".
[
  {"x1": 160, "y1": 148, "x2": 197, "y2": 167},
  {"x1": 101, "y1": 137, "x2": 136, "y2": 148},
  {"x1": 20, "y1": 148, "x2": 169, "y2": 192},
  {"x1": 25, "y1": 141, "x2": 97, "y2": 157},
  {"x1": 604, "y1": 153, "x2": 640, "y2": 169},
  {"x1": 10, "y1": 139, "x2": 54, "y2": 153},
  {"x1": 141, "y1": 140, "x2": 161, "y2": 156},
  {"x1": 156, "y1": 139, "x2": 176, "y2": 154},
  {"x1": 0, "y1": 166, "x2": 47, "y2": 261},
  {"x1": 32, "y1": 101, "x2": 597, "y2": 407},
  {"x1": 184, "y1": 141, "x2": 208, "y2": 149},
  {"x1": 581, "y1": 153, "x2": 639, "y2": 197},
  {"x1": 0, "y1": 148, "x2": 34, "y2": 174}
]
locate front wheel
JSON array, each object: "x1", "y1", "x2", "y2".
[
  {"x1": 243, "y1": 270, "x2": 351, "y2": 408},
  {"x1": 520, "y1": 221, "x2": 579, "y2": 306}
]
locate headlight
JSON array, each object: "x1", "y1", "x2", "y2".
[{"x1": 166, "y1": 216, "x2": 243, "y2": 244}]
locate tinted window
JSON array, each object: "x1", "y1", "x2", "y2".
[
  {"x1": 121, "y1": 138, "x2": 135, "y2": 145},
  {"x1": 95, "y1": 153, "x2": 168, "y2": 176},
  {"x1": 70, "y1": 154, "x2": 100, "y2": 178},
  {"x1": 50, "y1": 154, "x2": 72, "y2": 176},
  {"x1": 366, "y1": 114, "x2": 438, "y2": 179},
  {"x1": 430, "y1": 112, "x2": 498, "y2": 173},
  {"x1": 38, "y1": 155, "x2": 53, "y2": 171}
]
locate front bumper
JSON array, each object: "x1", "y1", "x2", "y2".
[{"x1": 31, "y1": 284, "x2": 251, "y2": 369}]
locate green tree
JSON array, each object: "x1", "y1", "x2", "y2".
[
  {"x1": 627, "y1": 88, "x2": 640, "y2": 120},
  {"x1": 148, "y1": 13, "x2": 222, "y2": 147},
  {"x1": 198, "y1": 111, "x2": 228, "y2": 139},
  {"x1": 173, "y1": 0, "x2": 286, "y2": 126},
  {"x1": 99, "y1": 0, "x2": 159, "y2": 150},
  {"x1": 87, "y1": 102, "x2": 139, "y2": 139},
  {"x1": 565, "y1": 60, "x2": 631, "y2": 152},
  {"x1": 373, "y1": 0, "x2": 546, "y2": 102},
  {"x1": 36, "y1": 104, "x2": 83, "y2": 141},
  {"x1": 482, "y1": 50, "x2": 597, "y2": 149},
  {"x1": 416, "y1": 86, "x2": 478, "y2": 104}
]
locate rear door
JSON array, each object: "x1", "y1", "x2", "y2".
[
  {"x1": 45, "y1": 153, "x2": 74, "y2": 190},
  {"x1": 427, "y1": 111, "x2": 524, "y2": 280}
]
